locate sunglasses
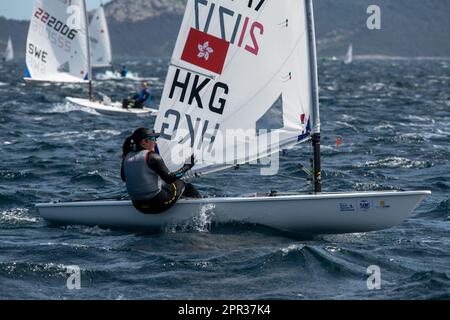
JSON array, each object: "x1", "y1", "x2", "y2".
[{"x1": 145, "y1": 137, "x2": 158, "y2": 142}]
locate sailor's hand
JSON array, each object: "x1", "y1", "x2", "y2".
[{"x1": 184, "y1": 154, "x2": 195, "y2": 171}]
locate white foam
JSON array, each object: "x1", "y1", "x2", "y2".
[
  {"x1": 1, "y1": 208, "x2": 39, "y2": 224},
  {"x1": 374, "y1": 123, "x2": 395, "y2": 131},
  {"x1": 164, "y1": 203, "x2": 216, "y2": 233},
  {"x1": 95, "y1": 70, "x2": 145, "y2": 81},
  {"x1": 354, "y1": 157, "x2": 429, "y2": 169},
  {"x1": 335, "y1": 121, "x2": 359, "y2": 132},
  {"x1": 325, "y1": 246, "x2": 341, "y2": 254},
  {"x1": 44, "y1": 102, "x2": 89, "y2": 114},
  {"x1": 281, "y1": 244, "x2": 305, "y2": 256},
  {"x1": 41, "y1": 129, "x2": 121, "y2": 142},
  {"x1": 61, "y1": 225, "x2": 114, "y2": 236}
]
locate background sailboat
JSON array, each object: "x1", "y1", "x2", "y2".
[
  {"x1": 344, "y1": 43, "x2": 353, "y2": 64},
  {"x1": 37, "y1": 0, "x2": 430, "y2": 235},
  {"x1": 24, "y1": 0, "x2": 156, "y2": 115},
  {"x1": 3, "y1": 36, "x2": 14, "y2": 62},
  {"x1": 89, "y1": 5, "x2": 113, "y2": 68},
  {"x1": 88, "y1": 5, "x2": 143, "y2": 81},
  {"x1": 24, "y1": 0, "x2": 91, "y2": 84}
]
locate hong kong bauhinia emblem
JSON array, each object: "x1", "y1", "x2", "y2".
[{"x1": 197, "y1": 41, "x2": 214, "y2": 61}]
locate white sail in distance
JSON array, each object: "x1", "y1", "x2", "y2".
[
  {"x1": 155, "y1": 0, "x2": 319, "y2": 175},
  {"x1": 25, "y1": 0, "x2": 91, "y2": 83},
  {"x1": 89, "y1": 5, "x2": 112, "y2": 68},
  {"x1": 3, "y1": 37, "x2": 14, "y2": 62},
  {"x1": 344, "y1": 44, "x2": 353, "y2": 64}
]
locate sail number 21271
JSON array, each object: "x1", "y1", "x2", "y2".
[{"x1": 194, "y1": 0, "x2": 265, "y2": 56}]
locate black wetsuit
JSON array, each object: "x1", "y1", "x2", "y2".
[{"x1": 122, "y1": 152, "x2": 201, "y2": 214}]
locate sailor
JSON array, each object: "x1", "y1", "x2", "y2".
[
  {"x1": 120, "y1": 65, "x2": 129, "y2": 78},
  {"x1": 121, "y1": 128, "x2": 202, "y2": 214},
  {"x1": 122, "y1": 81, "x2": 151, "y2": 109}
]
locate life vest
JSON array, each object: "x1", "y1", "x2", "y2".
[
  {"x1": 123, "y1": 151, "x2": 162, "y2": 201},
  {"x1": 137, "y1": 88, "x2": 150, "y2": 101}
]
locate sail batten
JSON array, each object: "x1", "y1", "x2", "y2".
[
  {"x1": 25, "y1": 0, "x2": 91, "y2": 83},
  {"x1": 155, "y1": 0, "x2": 319, "y2": 176}
]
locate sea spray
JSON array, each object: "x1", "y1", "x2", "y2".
[{"x1": 164, "y1": 203, "x2": 216, "y2": 233}]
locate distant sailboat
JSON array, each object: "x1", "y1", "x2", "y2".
[
  {"x1": 344, "y1": 44, "x2": 353, "y2": 64},
  {"x1": 3, "y1": 36, "x2": 14, "y2": 62},
  {"x1": 89, "y1": 5, "x2": 113, "y2": 68}
]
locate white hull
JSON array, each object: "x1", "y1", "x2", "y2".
[
  {"x1": 36, "y1": 191, "x2": 430, "y2": 235},
  {"x1": 66, "y1": 97, "x2": 158, "y2": 116}
]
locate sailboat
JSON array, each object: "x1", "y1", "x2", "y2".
[
  {"x1": 36, "y1": 0, "x2": 430, "y2": 235},
  {"x1": 3, "y1": 36, "x2": 14, "y2": 62},
  {"x1": 344, "y1": 43, "x2": 353, "y2": 65},
  {"x1": 24, "y1": 0, "x2": 157, "y2": 116},
  {"x1": 88, "y1": 5, "x2": 143, "y2": 81},
  {"x1": 89, "y1": 5, "x2": 113, "y2": 68}
]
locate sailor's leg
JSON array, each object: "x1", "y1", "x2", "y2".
[
  {"x1": 133, "y1": 182, "x2": 186, "y2": 214},
  {"x1": 182, "y1": 183, "x2": 202, "y2": 199},
  {"x1": 131, "y1": 100, "x2": 144, "y2": 109}
]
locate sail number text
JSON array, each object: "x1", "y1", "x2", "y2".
[
  {"x1": 195, "y1": 0, "x2": 265, "y2": 56},
  {"x1": 34, "y1": 8, "x2": 78, "y2": 40}
]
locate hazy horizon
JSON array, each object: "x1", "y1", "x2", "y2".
[{"x1": 0, "y1": 1, "x2": 112, "y2": 20}]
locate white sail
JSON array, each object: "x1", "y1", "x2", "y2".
[
  {"x1": 3, "y1": 37, "x2": 14, "y2": 62},
  {"x1": 25, "y1": 0, "x2": 91, "y2": 83},
  {"x1": 89, "y1": 6, "x2": 113, "y2": 68},
  {"x1": 155, "y1": 0, "x2": 318, "y2": 175},
  {"x1": 344, "y1": 44, "x2": 353, "y2": 64}
]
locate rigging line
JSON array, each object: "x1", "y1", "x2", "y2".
[
  {"x1": 170, "y1": 60, "x2": 216, "y2": 80},
  {"x1": 189, "y1": 136, "x2": 311, "y2": 179},
  {"x1": 278, "y1": 174, "x2": 309, "y2": 182}
]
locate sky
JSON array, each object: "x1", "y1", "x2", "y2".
[{"x1": 0, "y1": 1, "x2": 112, "y2": 20}]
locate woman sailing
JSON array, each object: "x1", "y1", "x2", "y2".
[{"x1": 121, "y1": 128, "x2": 201, "y2": 214}]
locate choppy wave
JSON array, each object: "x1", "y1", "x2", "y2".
[
  {"x1": 354, "y1": 157, "x2": 432, "y2": 169},
  {"x1": 0, "y1": 59, "x2": 449, "y2": 299}
]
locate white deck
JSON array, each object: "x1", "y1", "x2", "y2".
[{"x1": 66, "y1": 97, "x2": 158, "y2": 116}]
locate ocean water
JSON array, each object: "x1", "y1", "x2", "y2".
[{"x1": 0, "y1": 58, "x2": 449, "y2": 300}]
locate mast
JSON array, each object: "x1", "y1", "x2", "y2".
[
  {"x1": 83, "y1": 0, "x2": 93, "y2": 100},
  {"x1": 305, "y1": 0, "x2": 321, "y2": 193}
]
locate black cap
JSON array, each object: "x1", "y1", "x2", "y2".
[{"x1": 132, "y1": 128, "x2": 160, "y2": 144}]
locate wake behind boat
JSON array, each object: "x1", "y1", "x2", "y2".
[
  {"x1": 95, "y1": 70, "x2": 145, "y2": 81},
  {"x1": 66, "y1": 97, "x2": 158, "y2": 116}
]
